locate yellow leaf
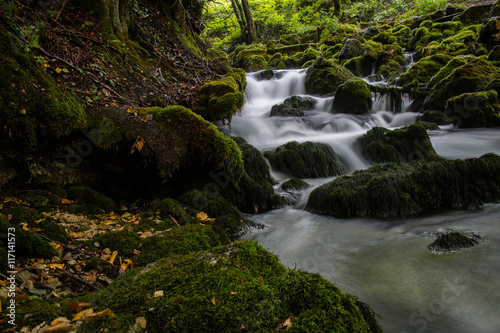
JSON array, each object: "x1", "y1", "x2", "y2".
[
  {"x1": 72, "y1": 307, "x2": 94, "y2": 321},
  {"x1": 86, "y1": 308, "x2": 115, "y2": 319},
  {"x1": 283, "y1": 318, "x2": 292, "y2": 329},
  {"x1": 118, "y1": 225, "x2": 126, "y2": 231},
  {"x1": 87, "y1": 98, "x2": 93, "y2": 103},
  {"x1": 49, "y1": 263, "x2": 65, "y2": 270},
  {"x1": 55, "y1": 67, "x2": 62, "y2": 74},
  {"x1": 42, "y1": 212, "x2": 52, "y2": 217},
  {"x1": 49, "y1": 243, "x2": 63, "y2": 257},
  {"x1": 127, "y1": 107, "x2": 137, "y2": 115},
  {"x1": 51, "y1": 290, "x2": 60, "y2": 298},
  {"x1": 196, "y1": 212, "x2": 208, "y2": 221},
  {"x1": 101, "y1": 220, "x2": 117, "y2": 226},
  {"x1": 130, "y1": 136, "x2": 145, "y2": 154},
  {"x1": 61, "y1": 199, "x2": 73, "y2": 204},
  {"x1": 211, "y1": 297, "x2": 216, "y2": 305},
  {"x1": 43, "y1": 322, "x2": 76, "y2": 332},
  {"x1": 109, "y1": 251, "x2": 118, "y2": 265},
  {"x1": 110, "y1": 103, "x2": 118, "y2": 107}
]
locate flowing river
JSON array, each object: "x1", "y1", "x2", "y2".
[{"x1": 226, "y1": 68, "x2": 500, "y2": 332}]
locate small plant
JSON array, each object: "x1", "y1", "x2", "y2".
[{"x1": 415, "y1": 0, "x2": 446, "y2": 16}]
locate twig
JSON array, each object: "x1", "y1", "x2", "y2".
[
  {"x1": 58, "y1": 269, "x2": 99, "y2": 290},
  {"x1": 168, "y1": 215, "x2": 181, "y2": 227},
  {"x1": 55, "y1": 0, "x2": 68, "y2": 22}
]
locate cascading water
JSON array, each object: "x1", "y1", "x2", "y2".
[{"x1": 227, "y1": 67, "x2": 500, "y2": 332}]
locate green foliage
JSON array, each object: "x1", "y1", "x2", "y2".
[{"x1": 415, "y1": 0, "x2": 446, "y2": 16}]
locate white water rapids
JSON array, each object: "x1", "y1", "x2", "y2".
[{"x1": 225, "y1": 67, "x2": 500, "y2": 332}]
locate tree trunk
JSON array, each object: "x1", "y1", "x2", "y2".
[
  {"x1": 104, "y1": 0, "x2": 133, "y2": 40},
  {"x1": 230, "y1": 0, "x2": 246, "y2": 33},
  {"x1": 333, "y1": 0, "x2": 341, "y2": 17},
  {"x1": 240, "y1": 0, "x2": 257, "y2": 44}
]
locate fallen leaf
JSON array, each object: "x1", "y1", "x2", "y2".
[
  {"x1": 282, "y1": 318, "x2": 292, "y2": 329},
  {"x1": 55, "y1": 67, "x2": 62, "y2": 74},
  {"x1": 61, "y1": 199, "x2": 73, "y2": 204},
  {"x1": 69, "y1": 300, "x2": 81, "y2": 313},
  {"x1": 196, "y1": 212, "x2": 208, "y2": 221},
  {"x1": 85, "y1": 308, "x2": 114, "y2": 319},
  {"x1": 49, "y1": 263, "x2": 65, "y2": 270},
  {"x1": 130, "y1": 136, "x2": 145, "y2": 154},
  {"x1": 231, "y1": 291, "x2": 237, "y2": 295},
  {"x1": 154, "y1": 290, "x2": 163, "y2": 298},
  {"x1": 211, "y1": 297, "x2": 216, "y2": 305},
  {"x1": 109, "y1": 251, "x2": 118, "y2": 264},
  {"x1": 51, "y1": 290, "x2": 60, "y2": 298},
  {"x1": 49, "y1": 243, "x2": 63, "y2": 257},
  {"x1": 72, "y1": 307, "x2": 94, "y2": 321},
  {"x1": 43, "y1": 322, "x2": 75, "y2": 332}
]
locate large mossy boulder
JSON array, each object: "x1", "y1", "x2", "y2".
[
  {"x1": 445, "y1": 90, "x2": 500, "y2": 128},
  {"x1": 332, "y1": 78, "x2": 372, "y2": 114},
  {"x1": 305, "y1": 57, "x2": 355, "y2": 96},
  {"x1": 358, "y1": 124, "x2": 442, "y2": 164},
  {"x1": 339, "y1": 38, "x2": 366, "y2": 60},
  {"x1": 194, "y1": 69, "x2": 246, "y2": 123},
  {"x1": 0, "y1": 37, "x2": 87, "y2": 150},
  {"x1": 264, "y1": 141, "x2": 344, "y2": 178},
  {"x1": 397, "y1": 54, "x2": 452, "y2": 88},
  {"x1": 479, "y1": 16, "x2": 500, "y2": 48},
  {"x1": 66, "y1": 186, "x2": 117, "y2": 214},
  {"x1": 306, "y1": 153, "x2": 500, "y2": 219},
  {"x1": 222, "y1": 137, "x2": 287, "y2": 213},
  {"x1": 81, "y1": 241, "x2": 382, "y2": 332},
  {"x1": 243, "y1": 55, "x2": 268, "y2": 72},
  {"x1": 270, "y1": 96, "x2": 317, "y2": 117},
  {"x1": 423, "y1": 58, "x2": 500, "y2": 111},
  {"x1": 137, "y1": 106, "x2": 243, "y2": 179}
]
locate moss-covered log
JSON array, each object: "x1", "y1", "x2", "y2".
[{"x1": 306, "y1": 153, "x2": 500, "y2": 219}]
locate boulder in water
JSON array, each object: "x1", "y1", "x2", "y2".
[
  {"x1": 305, "y1": 153, "x2": 500, "y2": 218},
  {"x1": 255, "y1": 69, "x2": 275, "y2": 81},
  {"x1": 428, "y1": 231, "x2": 483, "y2": 254},
  {"x1": 445, "y1": 90, "x2": 500, "y2": 128},
  {"x1": 270, "y1": 96, "x2": 317, "y2": 117},
  {"x1": 332, "y1": 77, "x2": 372, "y2": 115},
  {"x1": 397, "y1": 54, "x2": 452, "y2": 89},
  {"x1": 339, "y1": 38, "x2": 366, "y2": 61},
  {"x1": 264, "y1": 141, "x2": 344, "y2": 178},
  {"x1": 419, "y1": 109, "x2": 452, "y2": 125},
  {"x1": 305, "y1": 57, "x2": 355, "y2": 96},
  {"x1": 357, "y1": 123, "x2": 442, "y2": 164},
  {"x1": 281, "y1": 178, "x2": 310, "y2": 191},
  {"x1": 423, "y1": 57, "x2": 500, "y2": 111}
]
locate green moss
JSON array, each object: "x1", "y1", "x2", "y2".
[
  {"x1": 0, "y1": 215, "x2": 58, "y2": 259},
  {"x1": 85, "y1": 229, "x2": 140, "y2": 257},
  {"x1": 332, "y1": 77, "x2": 373, "y2": 115},
  {"x1": 302, "y1": 47, "x2": 320, "y2": 62},
  {"x1": 424, "y1": 57, "x2": 500, "y2": 111},
  {"x1": 281, "y1": 178, "x2": 310, "y2": 191},
  {"x1": 279, "y1": 33, "x2": 300, "y2": 45},
  {"x1": 445, "y1": 90, "x2": 500, "y2": 128},
  {"x1": 243, "y1": 55, "x2": 268, "y2": 72},
  {"x1": 0, "y1": 40, "x2": 87, "y2": 149},
  {"x1": 358, "y1": 124, "x2": 442, "y2": 164},
  {"x1": 1, "y1": 204, "x2": 41, "y2": 224},
  {"x1": 66, "y1": 186, "x2": 116, "y2": 214},
  {"x1": 398, "y1": 54, "x2": 452, "y2": 88},
  {"x1": 222, "y1": 137, "x2": 287, "y2": 213},
  {"x1": 139, "y1": 106, "x2": 243, "y2": 179},
  {"x1": 159, "y1": 198, "x2": 186, "y2": 221},
  {"x1": 195, "y1": 69, "x2": 246, "y2": 123},
  {"x1": 30, "y1": 220, "x2": 70, "y2": 243},
  {"x1": 305, "y1": 57, "x2": 355, "y2": 95},
  {"x1": 84, "y1": 241, "x2": 380, "y2": 332},
  {"x1": 265, "y1": 141, "x2": 344, "y2": 178},
  {"x1": 419, "y1": 110, "x2": 452, "y2": 125},
  {"x1": 306, "y1": 153, "x2": 500, "y2": 218},
  {"x1": 137, "y1": 224, "x2": 223, "y2": 266},
  {"x1": 427, "y1": 57, "x2": 468, "y2": 88},
  {"x1": 419, "y1": 20, "x2": 433, "y2": 30}
]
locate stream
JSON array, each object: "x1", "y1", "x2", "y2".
[{"x1": 225, "y1": 67, "x2": 500, "y2": 332}]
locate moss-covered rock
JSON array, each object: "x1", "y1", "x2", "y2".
[
  {"x1": 424, "y1": 58, "x2": 500, "y2": 111},
  {"x1": 66, "y1": 186, "x2": 116, "y2": 214},
  {"x1": 82, "y1": 241, "x2": 381, "y2": 332},
  {"x1": 358, "y1": 124, "x2": 442, "y2": 164},
  {"x1": 136, "y1": 224, "x2": 224, "y2": 266},
  {"x1": 332, "y1": 78, "x2": 372, "y2": 115},
  {"x1": 243, "y1": 55, "x2": 268, "y2": 72},
  {"x1": 279, "y1": 33, "x2": 300, "y2": 45},
  {"x1": 270, "y1": 96, "x2": 316, "y2": 117},
  {"x1": 85, "y1": 229, "x2": 140, "y2": 257},
  {"x1": 397, "y1": 54, "x2": 452, "y2": 88},
  {"x1": 264, "y1": 141, "x2": 344, "y2": 178},
  {"x1": 305, "y1": 57, "x2": 355, "y2": 96},
  {"x1": 0, "y1": 37, "x2": 87, "y2": 150},
  {"x1": 419, "y1": 110, "x2": 452, "y2": 125},
  {"x1": 445, "y1": 90, "x2": 500, "y2": 128},
  {"x1": 306, "y1": 153, "x2": 500, "y2": 218},
  {"x1": 138, "y1": 106, "x2": 243, "y2": 179},
  {"x1": 427, "y1": 57, "x2": 468, "y2": 89},
  {"x1": 254, "y1": 68, "x2": 275, "y2": 81},
  {"x1": 281, "y1": 178, "x2": 310, "y2": 191},
  {"x1": 339, "y1": 38, "x2": 365, "y2": 60},
  {"x1": 194, "y1": 69, "x2": 246, "y2": 123},
  {"x1": 428, "y1": 231, "x2": 483, "y2": 254},
  {"x1": 222, "y1": 137, "x2": 287, "y2": 213},
  {"x1": 0, "y1": 215, "x2": 58, "y2": 260},
  {"x1": 159, "y1": 198, "x2": 188, "y2": 223}
]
